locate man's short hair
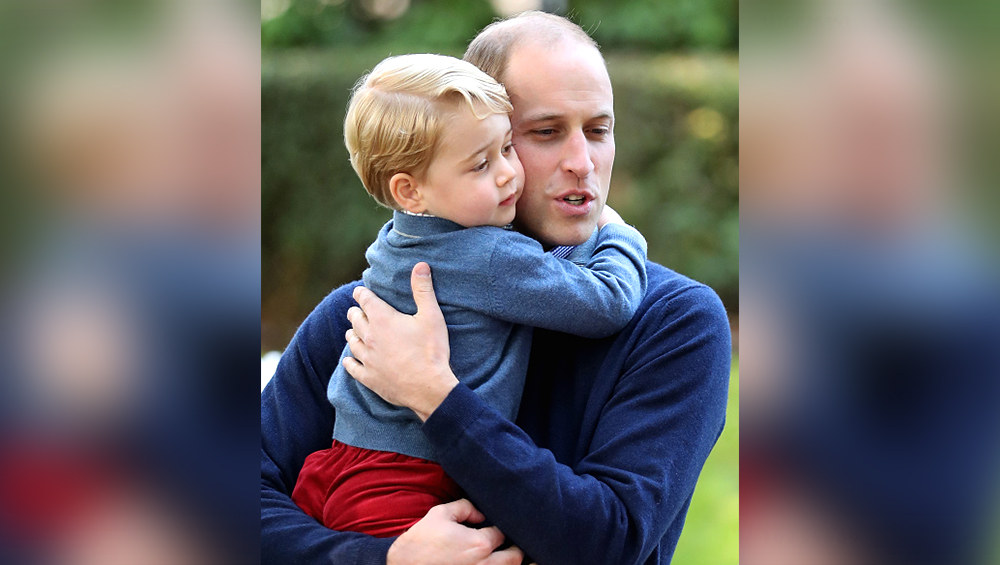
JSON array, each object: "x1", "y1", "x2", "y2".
[
  {"x1": 464, "y1": 11, "x2": 601, "y2": 85},
  {"x1": 344, "y1": 54, "x2": 512, "y2": 209}
]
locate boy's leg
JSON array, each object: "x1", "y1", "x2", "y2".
[{"x1": 292, "y1": 440, "x2": 463, "y2": 538}]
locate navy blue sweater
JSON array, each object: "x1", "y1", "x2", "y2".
[
  {"x1": 331, "y1": 211, "x2": 647, "y2": 461},
  {"x1": 261, "y1": 262, "x2": 731, "y2": 565}
]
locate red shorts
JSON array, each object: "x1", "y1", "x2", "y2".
[{"x1": 291, "y1": 440, "x2": 463, "y2": 538}]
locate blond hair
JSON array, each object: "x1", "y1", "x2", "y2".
[
  {"x1": 464, "y1": 11, "x2": 601, "y2": 85},
  {"x1": 344, "y1": 54, "x2": 512, "y2": 209}
]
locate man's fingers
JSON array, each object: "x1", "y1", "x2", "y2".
[
  {"x1": 345, "y1": 329, "x2": 369, "y2": 363},
  {"x1": 439, "y1": 498, "x2": 485, "y2": 525},
  {"x1": 477, "y1": 545, "x2": 525, "y2": 565},
  {"x1": 342, "y1": 356, "x2": 367, "y2": 384},
  {"x1": 474, "y1": 526, "x2": 506, "y2": 554},
  {"x1": 410, "y1": 262, "x2": 442, "y2": 319},
  {"x1": 353, "y1": 285, "x2": 391, "y2": 322},
  {"x1": 346, "y1": 306, "x2": 369, "y2": 337}
]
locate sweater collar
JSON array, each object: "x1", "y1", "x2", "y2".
[
  {"x1": 390, "y1": 211, "x2": 596, "y2": 263},
  {"x1": 391, "y1": 210, "x2": 466, "y2": 238}
]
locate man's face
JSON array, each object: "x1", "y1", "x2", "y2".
[{"x1": 503, "y1": 42, "x2": 615, "y2": 247}]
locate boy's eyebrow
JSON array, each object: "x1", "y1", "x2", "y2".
[
  {"x1": 461, "y1": 128, "x2": 512, "y2": 163},
  {"x1": 462, "y1": 140, "x2": 493, "y2": 163}
]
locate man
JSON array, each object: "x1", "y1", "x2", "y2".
[{"x1": 261, "y1": 11, "x2": 730, "y2": 565}]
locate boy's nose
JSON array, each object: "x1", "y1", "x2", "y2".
[{"x1": 497, "y1": 156, "x2": 517, "y2": 186}]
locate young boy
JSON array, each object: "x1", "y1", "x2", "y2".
[{"x1": 290, "y1": 53, "x2": 648, "y2": 537}]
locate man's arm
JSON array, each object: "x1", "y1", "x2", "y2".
[
  {"x1": 262, "y1": 283, "x2": 520, "y2": 565},
  {"x1": 261, "y1": 282, "x2": 396, "y2": 564},
  {"x1": 345, "y1": 265, "x2": 731, "y2": 565}
]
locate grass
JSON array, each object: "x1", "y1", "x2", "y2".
[{"x1": 671, "y1": 356, "x2": 739, "y2": 565}]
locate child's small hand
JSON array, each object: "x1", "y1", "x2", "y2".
[{"x1": 597, "y1": 204, "x2": 625, "y2": 229}]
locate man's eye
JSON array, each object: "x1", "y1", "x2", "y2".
[
  {"x1": 472, "y1": 160, "x2": 488, "y2": 172},
  {"x1": 533, "y1": 128, "x2": 556, "y2": 136},
  {"x1": 591, "y1": 127, "x2": 610, "y2": 137}
]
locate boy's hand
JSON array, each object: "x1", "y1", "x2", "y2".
[
  {"x1": 387, "y1": 499, "x2": 524, "y2": 565},
  {"x1": 597, "y1": 204, "x2": 625, "y2": 228},
  {"x1": 342, "y1": 262, "x2": 458, "y2": 421}
]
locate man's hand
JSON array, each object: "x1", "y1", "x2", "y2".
[
  {"x1": 342, "y1": 262, "x2": 459, "y2": 421},
  {"x1": 387, "y1": 499, "x2": 524, "y2": 565}
]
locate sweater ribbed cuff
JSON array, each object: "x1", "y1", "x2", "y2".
[{"x1": 421, "y1": 383, "x2": 486, "y2": 456}]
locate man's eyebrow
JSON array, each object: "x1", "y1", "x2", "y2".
[
  {"x1": 522, "y1": 112, "x2": 562, "y2": 123},
  {"x1": 521, "y1": 111, "x2": 615, "y2": 123}
]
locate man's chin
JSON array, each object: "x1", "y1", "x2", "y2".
[{"x1": 515, "y1": 218, "x2": 595, "y2": 248}]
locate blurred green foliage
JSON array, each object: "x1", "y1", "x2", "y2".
[
  {"x1": 262, "y1": 0, "x2": 737, "y2": 51},
  {"x1": 261, "y1": 48, "x2": 737, "y2": 349},
  {"x1": 574, "y1": 0, "x2": 738, "y2": 50},
  {"x1": 262, "y1": 0, "x2": 496, "y2": 50}
]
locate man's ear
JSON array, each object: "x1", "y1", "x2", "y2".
[{"x1": 389, "y1": 172, "x2": 427, "y2": 214}]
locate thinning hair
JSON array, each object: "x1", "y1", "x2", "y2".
[
  {"x1": 344, "y1": 53, "x2": 512, "y2": 209},
  {"x1": 464, "y1": 11, "x2": 602, "y2": 85}
]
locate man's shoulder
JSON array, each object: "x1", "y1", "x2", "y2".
[
  {"x1": 643, "y1": 261, "x2": 727, "y2": 310},
  {"x1": 318, "y1": 279, "x2": 364, "y2": 313},
  {"x1": 291, "y1": 280, "x2": 365, "y2": 344},
  {"x1": 634, "y1": 261, "x2": 730, "y2": 336}
]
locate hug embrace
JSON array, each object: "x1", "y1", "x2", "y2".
[{"x1": 262, "y1": 11, "x2": 730, "y2": 565}]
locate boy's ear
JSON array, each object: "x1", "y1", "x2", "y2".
[{"x1": 389, "y1": 172, "x2": 427, "y2": 214}]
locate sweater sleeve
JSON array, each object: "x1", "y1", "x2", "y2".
[
  {"x1": 261, "y1": 283, "x2": 395, "y2": 565},
  {"x1": 485, "y1": 223, "x2": 648, "y2": 338},
  {"x1": 421, "y1": 284, "x2": 731, "y2": 565}
]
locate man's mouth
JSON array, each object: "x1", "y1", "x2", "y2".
[{"x1": 553, "y1": 190, "x2": 597, "y2": 216}]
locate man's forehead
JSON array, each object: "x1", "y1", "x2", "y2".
[
  {"x1": 517, "y1": 108, "x2": 614, "y2": 124},
  {"x1": 505, "y1": 42, "x2": 611, "y2": 99}
]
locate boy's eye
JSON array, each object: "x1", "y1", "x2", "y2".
[
  {"x1": 501, "y1": 142, "x2": 514, "y2": 155},
  {"x1": 472, "y1": 160, "x2": 488, "y2": 172}
]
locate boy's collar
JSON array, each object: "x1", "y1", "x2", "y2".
[{"x1": 391, "y1": 210, "x2": 465, "y2": 238}]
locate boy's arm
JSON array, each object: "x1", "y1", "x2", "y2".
[{"x1": 484, "y1": 222, "x2": 648, "y2": 338}]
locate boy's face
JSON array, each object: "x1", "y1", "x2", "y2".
[
  {"x1": 503, "y1": 42, "x2": 615, "y2": 247},
  {"x1": 418, "y1": 106, "x2": 524, "y2": 228}
]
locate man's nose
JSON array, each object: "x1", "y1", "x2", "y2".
[{"x1": 561, "y1": 130, "x2": 595, "y2": 178}]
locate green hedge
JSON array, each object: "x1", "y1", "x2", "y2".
[
  {"x1": 262, "y1": 0, "x2": 737, "y2": 51},
  {"x1": 262, "y1": 49, "x2": 738, "y2": 349}
]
